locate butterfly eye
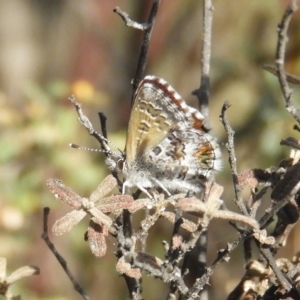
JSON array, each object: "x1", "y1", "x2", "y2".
[{"x1": 117, "y1": 159, "x2": 125, "y2": 171}]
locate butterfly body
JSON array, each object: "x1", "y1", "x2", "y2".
[{"x1": 108, "y1": 76, "x2": 221, "y2": 198}]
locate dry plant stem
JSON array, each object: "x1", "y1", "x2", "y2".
[
  {"x1": 119, "y1": 210, "x2": 140, "y2": 298},
  {"x1": 139, "y1": 208, "x2": 150, "y2": 253},
  {"x1": 256, "y1": 243, "x2": 292, "y2": 292},
  {"x1": 280, "y1": 137, "x2": 300, "y2": 151},
  {"x1": 186, "y1": 268, "x2": 214, "y2": 300},
  {"x1": 187, "y1": 229, "x2": 252, "y2": 298},
  {"x1": 69, "y1": 96, "x2": 122, "y2": 184},
  {"x1": 255, "y1": 181, "x2": 300, "y2": 291},
  {"x1": 195, "y1": 236, "x2": 208, "y2": 300},
  {"x1": 192, "y1": 0, "x2": 213, "y2": 124},
  {"x1": 189, "y1": 187, "x2": 298, "y2": 294},
  {"x1": 98, "y1": 112, "x2": 108, "y2": 139},
  {"x1": 114, "y1": 1, "x2": 160, "y2": 104},
  {"x1": 122, "y1": 210, "x2": 133, "y2": 238},
  {"x1": 275, "y1": 0, "x2": 300, "y2": 123},
  {"x1": 68, "y1": 95, "x2": 109, "y2": 153},
  {"x1": 259, "y1": 183, "x2": 300, "y2": 229},
  {"x1": 131, "y1": 0, "x2": 160, "y2": 103},
  {"x1": 167, "y1": 211, "x2": 186, "y2": 299},
  {"x1": 121, "y1": 209, "x2": 135, "y2": 296},
  {"x1": 123, "y1": 276, "x2": 142, "y2": 300},
  {"x1": 220, "y1": 101, "x2": 248, "y2": 216},
  {"x1": 181, "y1": 226, "x2": 207, "y2": 255},
  {"x1": 250, "y1": 188, "x2": 268, "y2": 218},
  {"x1": 113, "y1": 7, "x2": 150, "y2": 30},
  {"x1": 41, "y1": 208, "x2": 90, "y2": 300},
  {"x1": 243, "y1": 238, "x2": 252, "y2": 263},
  {"x1": 263, "y1": 64, "x2": 300, "y2": 85},
  {"x1": 287, "y1": 263, "x2": 300, "y2": 280},
  {"x1": 116, "y1": 230, "x2": 142, "y2": 300},
  {"x1": 168, "y1": 209, "x2": 183, "y2": 261}
]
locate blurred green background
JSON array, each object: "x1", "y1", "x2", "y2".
[{"x1": 0, "y1": 1, "x2": 300, "y2": 299}]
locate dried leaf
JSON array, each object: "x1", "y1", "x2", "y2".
[
  {"x1": 126, "y1": 252, "x2": 163, "y2": 278},
  {"x1": 245, "y1": 260, "x2": 271, "y2": 277},
  {"x1": 263, "y1": 64, "x2": 300, "y2": 85},
  {"x1": 176, "y1": 194, "x2": 259, "y2": 229},
  {"x1": 253, "y1": 229, "x2": 275, "y2": 245},
  {"x1": 90, "y1": 175, "x2": 118, "y2": 202},
  {"x1": 52, "y1": 210, "x2": 86, "y2": 235},
  {"x1": 180, "y1": 218, "x2": 197, "y2": 232},
  {"x1": 207, "y1": 183, "x2": 224, "y2": 201},
  {"x1": 176, "y1": 197, "x2": 206, "y2": 217},
  {"x1": 47, "y1": 178, "x2": 82, "y2": 209},
  {"x1": 127, "y1": 198, "x2": 153, "y2": 213},
  {"x1": 96, "y1": 195, "x2": 134, "y2": 214},
  {"x1": 135, "y1": 252, "x2": 163, "y2": 269},
  {"x1": 172, "y1": 235, "x2": 183, "y2": 250},
  {"x1": 6, "y1": 266, "x2": 39, "y2": 284},
  {"x1": 161, "y1": 211, "x2": 197, "y2": 232},
  {"x1": 237, "y1": 169, "x2": 270, "y2": 189},
  {"x1": 87, "y1": 222, "x2": 108, "y2": 257},
  {"x1": 89, "y1": 207, "x2": 112, "y2": 228},
  {"x1": 271, "y1": 162, "x2": 300, "y2": 201},
  {"x1": 116, "y1": 257, "x2": 142, "y2": 279},
  {"x1": 214, "y1": 210, "x2": 259, "y2": 229},
  {"x1": 161, "y1": 211, "x2": 175, "y2": 224}
]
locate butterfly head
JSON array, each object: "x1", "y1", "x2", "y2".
[{"x1": 105, "y1": 151, "x2": 125, "y2": 173}]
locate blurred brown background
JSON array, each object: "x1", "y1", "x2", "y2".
[{"x1": 0, "y1": 1, "x2": 300, "y2": 299}]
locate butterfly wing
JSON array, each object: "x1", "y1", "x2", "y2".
[
  {"x1": 125, "y1": 76, "x2": 208, "y2": 163},
  {"x1": 124, "y1": 75, "x2": 221, "y2": 195}
]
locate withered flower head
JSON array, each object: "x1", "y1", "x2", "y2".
[
  {"x1": 47, "y1": 175, "x2": 151, "y2": 257},
  {"x1": 0, "y1": 257, "x2": 39, "y2": 299}
]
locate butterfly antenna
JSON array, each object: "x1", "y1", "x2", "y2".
[
  {"x1": 70, "y1": 140, "x2": 123, "y2": 162},
  {"x1": 70, "y1": 143, "x2": 107, "y2": 153},
  {"x1": 92, "y1": 130, "x2": 123, "y2": 155},
  {"x1": 68, "y1": 95, "x2": 123, "y2": 157}
]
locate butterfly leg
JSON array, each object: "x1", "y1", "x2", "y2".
[
  {"x1": 152, "y1": 178, "x2": 171, "y2": 197},
  {"x1": 136, "y1": 184, "x2": 155, "y2": 200},
  {"x1": 122, "y1": 181, "x2": 154, "y2": 200}
]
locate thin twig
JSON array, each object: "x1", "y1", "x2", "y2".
[
  {"x1": 98, "y1": 112, "x2": 108, "y2": 139},
  {"x1": 192, "y1": 0, "x2": 213, "y2": 124},
  {"x1": 131, "y1": 0, "x2": 160, "y2": 104},
  {"x1": 68, "y1": 95, "x2": 123, "y2": 188},
  {"x1": 257, "y1": 244, "x2": 292, "y2": 291},
  {"x1": 113, "y1": 1, "x2": 160, "y2": 105},
  {"x1": 280, "y1": 137, "x2": 300, "y2": 151},
  {"x1": 294, "y1": 124, "x2": 300, "y2": 132},
  {"x1": 219, "y1": 101, "x2": 249, "y2": 215},
  {"x1": 113, "y1": 7, "x2": 150, "y2": 31},
  {"x1": 275, "y1": 0, "x2": 300, "y2": 123},
  {"x1": 243, "y1": 238, "x2": 252, "y2": 263},
  {"x1": 263, "y1": 64, "x2": 300, "y2": 85},
  {"x1": 259, "y1": 183, "x2": 300, "y2": 229},
  {"x1": 193, "y1": 98, "x2": 300, "y2": 294},
  {"x1": 287, "y1": 263, "x2": 300, "y2": 280},
  {"x1": 115, "y1": 228, "x2": 142, "y2": 300},
  {"x1": 41, "y1": 208, "x2": 90, "y2": 300},
  {"x1": 189, "y1": 4, "x2": 213, "y2": 298},
  {"x1": 120, "y1": 200, "x2": 138, "y2": 296},
  {"x1": 68, "y1": 95, "x2": 110, "y2": 154}
]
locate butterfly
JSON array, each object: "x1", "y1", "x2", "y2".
[{"x1": 105, "y1": 75, "x2": 221, "y2": 199}]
